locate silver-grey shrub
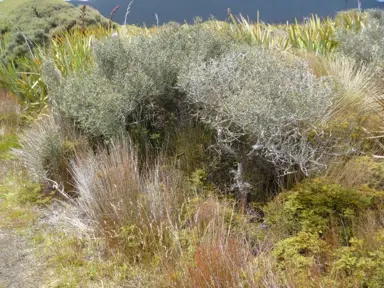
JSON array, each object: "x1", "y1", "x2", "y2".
[
  {"x1": 178, "y1": 47, "x2": 337, "y2": 177},
  {"x1": 46, "y1": 24, "x2": 236, "y2": 139},
  {"x1": 336, "y1": 9, "x2": 384, "y2": 66}
]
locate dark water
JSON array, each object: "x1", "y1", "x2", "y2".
[{"x1": 67, "y1": 0, "x2": 384, "y2": 25}]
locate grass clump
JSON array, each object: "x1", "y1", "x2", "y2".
[
  {"x1": 327, "y1": 156, "x2": 384, "y2": 190},
  {"x1": 16, "y1": 114, "x2": 88, "y2": 188},
  {"x1": 69, "y1": 139, "x2": 189, "y2": 263}
]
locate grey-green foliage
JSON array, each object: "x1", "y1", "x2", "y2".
[
  {"x1": 1, "y1": 1, "x2": 109, "y2": 61},
  {"x1": 46, "y1": 24, "x2": 235, "y2": 139},
  {"x1": 336, "y1": 9, "x2": 384, "y2": 66},
  {"x1": 94, "y1": 24, "x2": 234, "y2": 102},
  {"x1": 178, "y1": 47, "x2": 336, "y2": 175},
  {"x1": 15, "y1": 114, "x2": 87, "y2": 185},
  {"x1": 16, "y1": 115, "x2": 64, "y2": 183}
]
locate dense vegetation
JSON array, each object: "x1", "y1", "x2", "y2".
[
  {"x1": 0, "y1": 0, "x2": 110, "y2": 61},
  {"x1": 1, "y1": 2, "x2": 384, "y2": 287}
]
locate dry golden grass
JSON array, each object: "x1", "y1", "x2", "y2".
[
  {"x1": 326, "y1": 156, "x2": 384, "y2": 189},
  {"x1": 0, "y1": 90, "x2": 20, "y2": 135}
]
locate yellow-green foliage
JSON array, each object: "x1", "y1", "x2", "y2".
[
  {"x1": 333, "y1": 236, "x2": 384, "y2": 288},
  {"x1": 264, "y1": 179, "x2": 384, "y2": 245},
  {"x1": 327, "y1": 156, "x2": 384, "y2": 190},
  {"x1": 273, "y1": 232, "x2": 331, "y2": 283},
  {"x1": 224, "y1": 10, "x2": 366, "y2": 55},
  {"x1": 0, "y1": 133, "x2": 19, "y2": 160},
  {"x1": 38, "y1": 231, "x2": 161, "y2": 287},
  {"x1": 0, "y1": 172, "x2": 47, "y2": 228},
  {"x1": 271, "y1": 232, "x2": 384, "y2": 287},
  {"x1": 48, "y1": 28, "x2": 110, "y2": 75},
  {"x1": 264, "y1": 177, "x2": 384, "y2": 287}
]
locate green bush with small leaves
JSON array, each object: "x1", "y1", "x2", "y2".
[
  {"x1": 332, "y1": 236, "x2": 384, "y2": 288},
  {"x1": 273, "y1": 231, "x2": 330, "y2": 270},
  {"x1": 265, "y1": 178, "x2": 384, "y2": 245},
  {"x1": 0, "y1": 0, "x2": 109, "y2": 61}
]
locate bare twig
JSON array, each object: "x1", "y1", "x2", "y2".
[{"x1": 124, "y1": 0, "x2": 134, "y2": 26}]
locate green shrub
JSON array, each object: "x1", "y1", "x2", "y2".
[
  {"x1": 332, "y1": 236, "x2": 384, "y2": 288},
  {"x1": 271, "y1": 232, "x2": 384, "y2": 287},
  {"x1": 264, "y1": 179, "x2": 384, "y2": 245},
  {"x1": 273, "y1": 231, "x2": 330, "y2": 271},
  {"x1": 1, "y1": 1, "x2": 109, "y2": 61}
]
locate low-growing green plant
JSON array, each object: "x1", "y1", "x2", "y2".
[
  {"x1": 264, "y1": 178, "x2": 384, "y2": 245},
  {"x1": 273, "y1": 232, "x2": 331, "y2": 283},
  {"x1": 332, "y1": 236, "x2": 384, "y2": 288},
  {"x1": 0, "y1": 133, "x2": 19, "y2": 161}
]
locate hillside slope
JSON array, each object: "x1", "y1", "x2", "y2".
[{"x1": 0, "y1": 0, "x2": 64, "y2": 14}]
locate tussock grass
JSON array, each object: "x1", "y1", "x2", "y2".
[
  {"x1": 0, "y1": 90, "x2": 20, "y2": 135},
  {"x1": 326, "y1": 156, "x2": 384, "y2": 190},
  {"x1": 67, "y1": 139, "x2": 189, "y2": 262},
  {"x1": 16, "y1": 114, "x2": 88, "y2": 188},
  {"x1": 326, "y1": 57, "x2": 383, "y2": 118}
]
